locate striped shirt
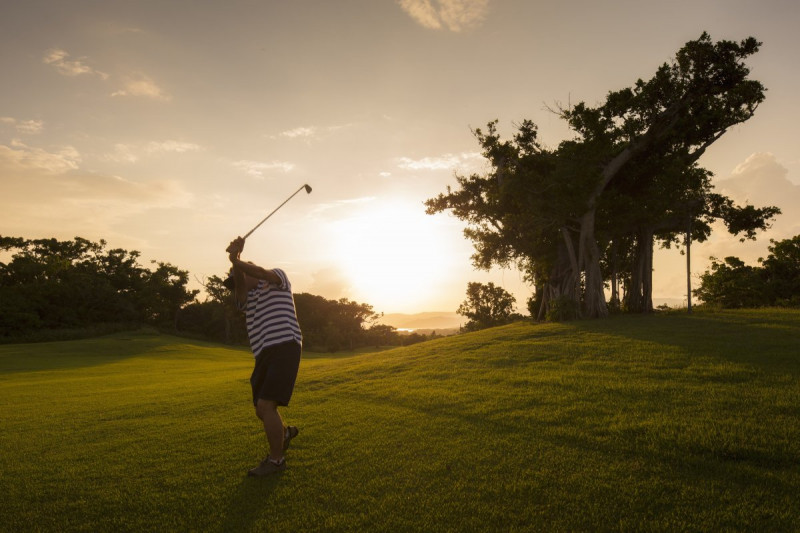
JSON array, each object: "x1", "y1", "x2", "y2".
[{"x1": 240, "y1": 268, "x2": 302, "y2": 357}]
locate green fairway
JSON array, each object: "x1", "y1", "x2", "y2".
[{"x1": 2, "y1": 309, "x2": 799, "y2": 532}]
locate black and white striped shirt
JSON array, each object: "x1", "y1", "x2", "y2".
[{"x1": 241, "y1": 268, "x2": 302, "y2": 357}]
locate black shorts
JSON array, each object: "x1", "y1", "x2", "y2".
[{"x1": 250, "y1": 341, "x2": 302, "y2": 407}]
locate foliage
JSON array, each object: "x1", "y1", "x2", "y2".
[
  {"x1": 293, "y1": 293, "x2": 430, "y2": 351},
  {"x1": 0, "y1": 236, "x2": 197, "y2": 337},
  {"x1": 0, "y1": 235, "x2": 436, "y2": 350},
  {"x1": 457, "y1": 281, "x2": 518, "y2": 331},
  {"x1": 545, "y1": 295, "x2": 579, "y2": 322},
  {"x1": 693, "y1": 256, "x2": 769, "y2": 308},
  {"x1": 761, "y1": 235, "x2": 800, "y2": 306},
  {"x1": 179, "y1": 288, "x2": 435, "y2": 352},
  {"x1": 426, "y1": 33, "x2": 778, "y2": 320},
  {"x1": 294, "y1": 293, "x2": 381, "y2": 352},
  {"x1": 175, "y1": 300, "x2": 242, "y2": 343},
  {"x1": 176, "y1": 274, "x2": 248, "y2": 345},
  {"x1": 695, "y1": 235, "x2": 800, "y2": 308}
]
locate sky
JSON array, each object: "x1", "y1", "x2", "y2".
[{"x1": 2, "y1": 0, "x2": 799, "y2": 317}]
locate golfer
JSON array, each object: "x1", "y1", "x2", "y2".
[{"x1": 225, "y1": 237, "x2": 302, "y2": 476}]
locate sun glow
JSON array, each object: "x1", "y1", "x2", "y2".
[{"x1": 331, "y1": 200, "x2": 460, "y2": 313}]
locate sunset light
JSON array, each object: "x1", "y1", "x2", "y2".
[
  {"x1": 1, "y1": 0, "x2": 798, "y2": 316},
  {"x1": 330, "y1": 200, "x2": 462, "y2": 313},
  {"x1": 3, "y1": 2, "x2": 800, "y2": 529}
]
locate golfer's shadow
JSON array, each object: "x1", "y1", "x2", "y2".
[{"x1": 218, "y1": 473, "x2": 282, "y2": 531}]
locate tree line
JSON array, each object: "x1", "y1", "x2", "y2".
[
  {"x1": 426, "y1": 33, "x2": 781, "y2": 320},
  {"x1": 455, "y1": 231, "x2": 800, "y2": 332},
  {"x1": 0, "y1": 236, "x2": 433, "y2": 350},
  {"x1": 178, "y1": 274, "x2": 434, "y2": 351},
  {"x1": 693, "y1": 235, "x2": 800, "y2": 309},
  {"x1": 0, "y1": 236, "x2": 195, "y2": 336}
]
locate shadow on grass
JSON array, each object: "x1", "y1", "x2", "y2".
[
  {"x1": 0, "y1": 331, "x2": 247, "y2": 374},
  {"x1": 217, "y1": 473, "x2": 282, "y2": 532},
  {"x1": 346, "y1": 387, "x2": 800, "y2": 511},
  {"x1": 0, "y1": 332, "x2": 171, "y2": 374},
  {"x1": 302, "y1": 345, "x2": 397, "y2": 360},
  {"x1": 570, "y1": 311, "x2": 800, "y2": 374}
]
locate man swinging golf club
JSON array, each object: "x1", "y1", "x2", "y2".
[{"x1": 226, "y1": 235, "x2": 302, "y2": 476}]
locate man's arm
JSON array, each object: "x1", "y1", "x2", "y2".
[
  {"x1": 226, "y1": 237, "x2": 282, "y2": 307},
  {"x1": 230, "y1": 258, "x2": 281, "y2": 285}
]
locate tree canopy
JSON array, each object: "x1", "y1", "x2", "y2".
[
  {"x1": 2, "y1": 235, "x2": 435, "y2": 350},
  {"x1": 426, "y1": 33, "x2": 780, "y2": 320},
  {"x1": 457, "y1": 281, "x2": 518, "y2": 332},
  {"x1": 0, "y1": 236, "x2": 197, "y2": 337},
  {"x1": 695, "y1": 235, "x2": 800, "y2": 308}
]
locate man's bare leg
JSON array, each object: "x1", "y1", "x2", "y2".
[{"x1": 255, "y1": 399, "x2": 284, "y2": 462}]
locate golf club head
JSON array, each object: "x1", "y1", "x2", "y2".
[{"x1": 304, "y1": 184, "x2": 312, "y2": 194}]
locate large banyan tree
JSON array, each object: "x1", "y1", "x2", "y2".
[{"x1": 426, "y1": 33, "x2": 780, "y2": 319}]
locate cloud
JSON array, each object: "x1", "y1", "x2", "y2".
[
  {"x1": 0, "y1": 141, "x2": 80, "y2": 174},
  {"x1": 276, "y1": 123, "x2": 354, "y2": 141},
  {"x1": 146, "y1": 140, "x2": 201, "y2": 153},
  {"x1": 101, "y1": 24, "x2": 147, "y2": 36},
  {"x1": 690, "y1": 152, "x2": 800, "y2": 266},
  {"x1": 397, "y1": 151, "x2": 484, "y2": 171},
  {"x1": 17, "y1": 120, "x2": 44, "y2": 135},
  {"x1": 101, "y1": 140, "x2": 201, "y2": 163},
  {"x1": 281, "y1": 127, "x2": 317, "y2": 139},
  {"x1": 1, "y1": 117, "x2": 44, "y2": 135},
  {"x1": 63, "y1": 175, "x2": 192, "y2": 212},
  {"x1": 102, "y1": 143, "x2": 139, "y2": 163},
  {"x1": 43, "y1": 49, "x2": 167, "y2": 101},
  {"x1": 112, "y1": 74, "x2": 169, "y2": 100},
  {"x1": 718, "y1": 153, "x2": 799, "y2": 217},
  {"x1": 0, "y1": 142, "x2": 193, "y2": 237},
  {"x1": 398, "y1": 0, "x2": 490, "y2": 32},
  {"x1": 43, "y1": 48, "x2": 109, "y2": 79},
  {"x1": 233, "y1": 159, "x2": 295, "y2": 178}
]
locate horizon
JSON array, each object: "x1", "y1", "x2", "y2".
[{"x1": 2, "y1": 1, "x2": 799, "y2": 316}]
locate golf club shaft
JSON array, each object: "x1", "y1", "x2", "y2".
[{"x1": 242, "y1": 184, "x2": 310, "y2": 240}]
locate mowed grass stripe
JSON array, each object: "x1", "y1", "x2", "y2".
[{"x1": 1, "y1": 308, "x2": 799, "y2": 531}]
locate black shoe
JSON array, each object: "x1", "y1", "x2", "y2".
[
  {"x1": 248, "y1": 457, "x2": 286, "y2": 477},
  {"x1": 283, "y1": 426, "x2": 298, "y2": 451}
]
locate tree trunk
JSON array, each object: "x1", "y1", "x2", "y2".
[
  {"x1": 578, "y1": 210, "x2": 608, "y2": 318},
  {"x1": 538, "y1": 228, "x2": 581, "y2": 320},
  {"x1": 643, "y1": 234, "x2": 653, "y2": 312},
  {"x1": 686, "y1": 218, "x2": 692, "y2": 314},
  {"x1": 626, "y1": 228, "x2": 655, "y2": 313},
  {"x1": 609, "y1": 240, "x2": 618, "y2": 302},
  {"x1": 626, "y1": 264, "x2": 642, "y2": 312},
  {"x1": 571, "y1": 100, "x2": 687, "y2": 318}
]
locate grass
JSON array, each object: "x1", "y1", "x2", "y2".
[{"x1": 1, "y1": 308, "x2": 799, "y2": 531}]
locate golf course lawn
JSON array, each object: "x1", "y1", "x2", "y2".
[{"x1": 1, "y1": 308, "x2": 799, "y2": 531}]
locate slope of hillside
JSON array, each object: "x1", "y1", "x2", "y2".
[{"x1": 1, "y1": 309, "x2": 799, "y2": 531}]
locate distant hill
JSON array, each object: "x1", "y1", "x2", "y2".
[{"x1": 377, "y1": 311, "x2": 463, "y2": 330}]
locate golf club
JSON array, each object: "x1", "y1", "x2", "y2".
[{"x1": 242, "y1": 184, "x2": 312, "y2": 240}]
